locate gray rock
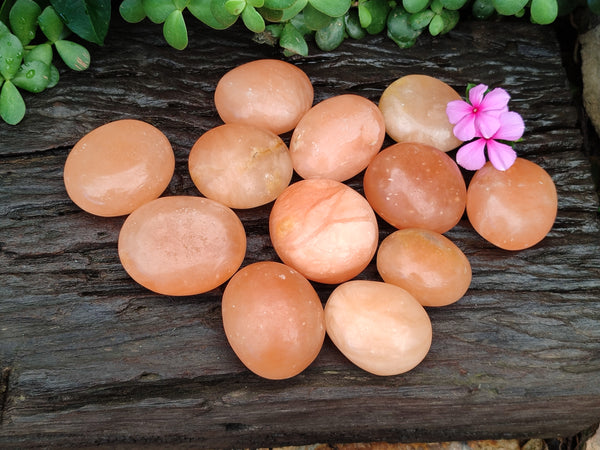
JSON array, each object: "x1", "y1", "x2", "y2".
[{"x1": 580, "y1": 24, "x2": 600, "y2": 136}]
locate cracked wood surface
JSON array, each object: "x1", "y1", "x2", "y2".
[{"x1": 1, "y1": 15, "x2": 600, "y2": 448}]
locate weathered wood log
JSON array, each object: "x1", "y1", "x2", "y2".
[{"x1": 1, "y1": 13, "x2": 599, "y2": 448}]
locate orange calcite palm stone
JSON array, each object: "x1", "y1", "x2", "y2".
[
  {"x1": 289, "y1": 94, "x2": 386, "y2": 182},
  {"x1": 188, "y1": 123, "x2": 293, "y2": 209},
  {"x1": 118, "y1": 196, "x2": 246, "y2": 296},
  {"x1": 269, "y1": 179, "x2": 379, "y2": 284},
  {"x1": 466, "y1": 158, "x2": 558, "y2": 250},
  {"x1": 214, "y1": 59, "x2": 314, "y2": 135},
  {"x1": 378, "y1": 74, "x2": 462, "y2": 152},
  {"x1": 363, "y1": 142, "x2": 466, "y2": 233},
  {"x1": 63, "y1": 119, "x2": 175, "y2": 217},
  {"x1": 325, "y1": 280, "x2": 432, "y2": 376},
  {"x1": 222, "y1": 261, "x2": 325, "y2": 380},
  {"x1": 377, "y1": 228, "x2": 472, "y2": 307}
]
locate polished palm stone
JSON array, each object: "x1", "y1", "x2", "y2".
[
  {"x1": 63, "y1": 119, "x2": 175, "y2": 217},
  {"x1": 214, "y1": 59, "x2": 314, "y2": 135},
  {"x1": 325, "y1": 280, "x2": 432, "y2": 376},
  {"x1": 118, "y1": 196, "x2": 246, "y2": 296},
  {"x1": 269, "y1": 179, "x2": 379, "y2": 284},
  {"x1": 289, "y1": 94, "x2": 386, "y2": 182},
  {"x1": 188, "y1": 123, "x2": 293, "y2": 209},
  {"x1": 377, "y1": 228, "x2": 472, "y2": 307},
  {"x1": 466, "y1": 158, "x2": 558, "y2": 250},
  {"x1": 222, "y1": 261, "x2": 325, "y2": 380},
  {"x1": 363, "y1": 142, "x2": 466, "y2": 233},
  {"x1": 379, "y1": 74, "x2": 463, "y2": 152}
]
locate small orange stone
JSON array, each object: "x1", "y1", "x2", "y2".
[
  {"x1": 466, "y1": 158, "x2": 558, "y2": 250},
  {"x1": 63, "y1": 119, "x2": 175, "y2": 217},
  {"x1": 378, "y1": 74, "x2": 463, "y2": 152},
  {"x1": 214, "y1": 59, "x2": 314, "y2": 135},
  {"x1": 289, "y1": 94, "x2": 386, "y2": 182},
  {"x1": 118, "y1": 196, "x2": 246, "y2": 296},
  {"x1": 188, "y1": 123, "x2": 293, "y2": 209},
  {"x1": 269, "y1": 179, "x2": 379, "y2": 284},
  {"x1": 377, "y1": 228, "x2": 472, "y2": 307},
  {"x1": 222, "y1": 261, "x2": 325, "y2": 380},
  {"x1": 363, "y1": 142, "x2": 466, "y2": 234}
]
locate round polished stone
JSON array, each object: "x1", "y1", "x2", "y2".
[
  {"x1": 289, "y1": 94, "x2": 386, "y2": 182},
  {"x1": 379, "y1": 74, "x2": 463, "y2": 152},
  {"x1": 466, "y1": 158, "x2": 558, "y2": 250},
  {"x1": 118, "y1": 196, "x2": 246, "y2": 296},
  {"x1": 377, "y1": 228, "x2": 472, "y2": 307},
  {"x1": 222, "y1": 261, "x2": 325, "y2": 380},
  {"x1": 363, "y1": 142, "x2": 466, "y2": 233},
  {"x1": 214, "y1": 59, "x2": 314, "y2": 135},
  {"x1": 325, "y1": 280, "x2": 432, "y2": 376},
  {"x1": 63, "y1": 119, "x2": 174, "y2": 217},
  {"x1": 269, "y1": 179, "x2": 379, "y2": 284},
  {"x1": 188, "y1": 123, "x2": 293, "y2": 209}
]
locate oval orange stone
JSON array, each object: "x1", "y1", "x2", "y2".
[
  {"x1": 118, "y1": 196, "x2": 246, "y2": 296},
  {"x1": 363, "y1": 142, "x2": 466, "y2": 233},
  {"x1": 377, "y1": 228, "x2": 472, "y2": 307},
  {"x1": 466, "y1": 158, "x2": 558, "y2": 250},
  {"x1": 269, "y1": 179, "x2": 379, "y2": 284},
  {"x1": 63, "y1": 119, "x2": 175, "y2": 217},
  {"x1": 188, "y1": 123, "x2": 293, "y2": 209},
  {"x1": 378, "y1": 74, "x2": 462, "y2": 152},
  {"x1": 214, "y1": 59, "x2": 314, "y2": 135},
  {"x1": 289, "y1": 94, "x2": 386, "y2": 182},
  {"x1": 325, "y1": 280, "x2": 432, "y2": 376},
  {"x1": 222, "y1": 261, "x2": 325, "y2": 380}
]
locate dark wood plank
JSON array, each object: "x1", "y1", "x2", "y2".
[{"x1": 1, "y1": 14, "x2": 599, "y2": 448}]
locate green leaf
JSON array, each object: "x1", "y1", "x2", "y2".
[
  {"x1": 173, "y1": 0, "x2": 190, "y2": 7},
  {"x1": 188, "y1": 0, "x2": 230, "y2": 28},
  {"x1": 387, "y1": 6, "x2": 421, "y2": 46},
  {"x1": 344, "y1": 8, "x2": 367, "y2": 39},
  {"x1": 428, "y1": 12, "x2": 443, "y2": 34},
  {"x1": 55, "y1": 39, "x2": 90, "y2": 70},
  {"x1": 529, "y1": 0, "x2": 558, "y2": 23},
  {"x1": 37, "y1": 6, "x2": 64, "y2": 42},
  {"x1": 307, "y1": 0, "x2": 351, "y2": 17},
  {"x1": 0, "y1": 19, "x2": 11, "y2": 36},
  {"x1": 120, "y1": 0, "x2": 146, "y2": 23},
  {"x1": 362, "y1": 0, "x2": 390, "y2": 34},
  {"x1": 47, "y1": 63, "x2": 59, "y2": 87},
  {"x1": 225, "y1": 0, "x2": 245, "y2": 14},
  {"x1": 588, "y1": 0, "x2": 600, "y2": 14},
  {"x1": 440, "y1": 0, "x2": 466, "y2": 9},
  {"x1": 493, "y1": 0, "x2": 528, "y2": 15},
  {"x1": 409, "y1": 9, "x2": 434, "y2": 29},
  {"x1": 403, "y1": 0, "x2": 430, "y2": 13},
  {"x1": 263, "y1": 0, "x2": 295, "y2": 8},
  {"x1": 142, "y1": 0, "x2": 176, "y2": 23},
  {"x1": 430, "y1": 0, "x2": 443, "y2": 13},
  {"x1": 439, "y1": 8, "x2": 459, "y2": 32},
  {"x1": 12, "y1": 60, "x2": 50, "y2": 92},
  {"x1": 471, "y1": 0, "x2": 495, "y2": 18},
  {"x1": 0, "y1": 79, "x2": 26, "y2": 125},
  {"x1": 315, "y1": 15, "x2": 344, "y2": 51},
  {"x1": 303, "y1": 2, "x2": 332, "y2": 30},
  {"x1": 279, "y1": 21, "x2": 308, "y2": 56},
  {"x1": 247, "y1": 0, "x2": 264, "y2": 7},
  {"x1": 289, "y1": 11, "x2": 312, "y2": 34},
  {"x1": 163, "y1": 8, "x2": 187, "y2": 49},
  {"x1": 0, "y1": 32, "x2": 24, "y2": 79},
  {"x1": 49, "y1": 0, "x2": 110, "y2": 45},
  {"x1": 279, "y1": 0, "x2": 308, "y2": 20},
  {"x1": 241, "y1": 4, "x2": 265, "y2": 32},
  {"x1": 24, "y1": 42, "x2": 53, "y2": 65},
  {"x1": 1, "y1": 1, "x2": 18, "y2": 25},
  {"x1": 9, "y1": 0, "x2": 42, "y2": 45},
  {"x1": 257, "y1": 6, "x2": 284, "y2": 20},
  {"x1": 210, "y1": 0, "x2": 240, "y2": 26},
  {"x1": 358, "y1": 3, "x2": 372, "y2": 28}
]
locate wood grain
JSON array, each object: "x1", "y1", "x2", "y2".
[{"x1": 1, "y1": 14, "x2": 599, "y2": 448}]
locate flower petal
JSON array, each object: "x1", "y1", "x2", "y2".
[
  {"x1": 468, "y1": 84, "x2": 488, "y2": 107},
  {"x1": 456, "y1": 138, "x2": 487, "y2": 170},
  {"x1": 453, "y1": 114, "x2": 477, "y2": 141},
  {"x1": 479, "y1": 87, "x2": 510, "y2": 112},
  {"x1": 494, "y1": 111, "x2": 525, "y2": 141},
  {"x1": 475, "y1": 111, "x2": 501, "y2": 139},
  {"x1": 446, "y1": 100, "x2": 473, "y2": 124},
  {"x1": 487, "y1": 139, "x2": 517, "y2": 171}
]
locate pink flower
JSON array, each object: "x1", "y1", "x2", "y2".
[
  {"x1": 456, "y1": 111, "x2": 525, "y2": 171},
  {"x1": 446, "y1": 84, "x2": 510, "y2": 141}
]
